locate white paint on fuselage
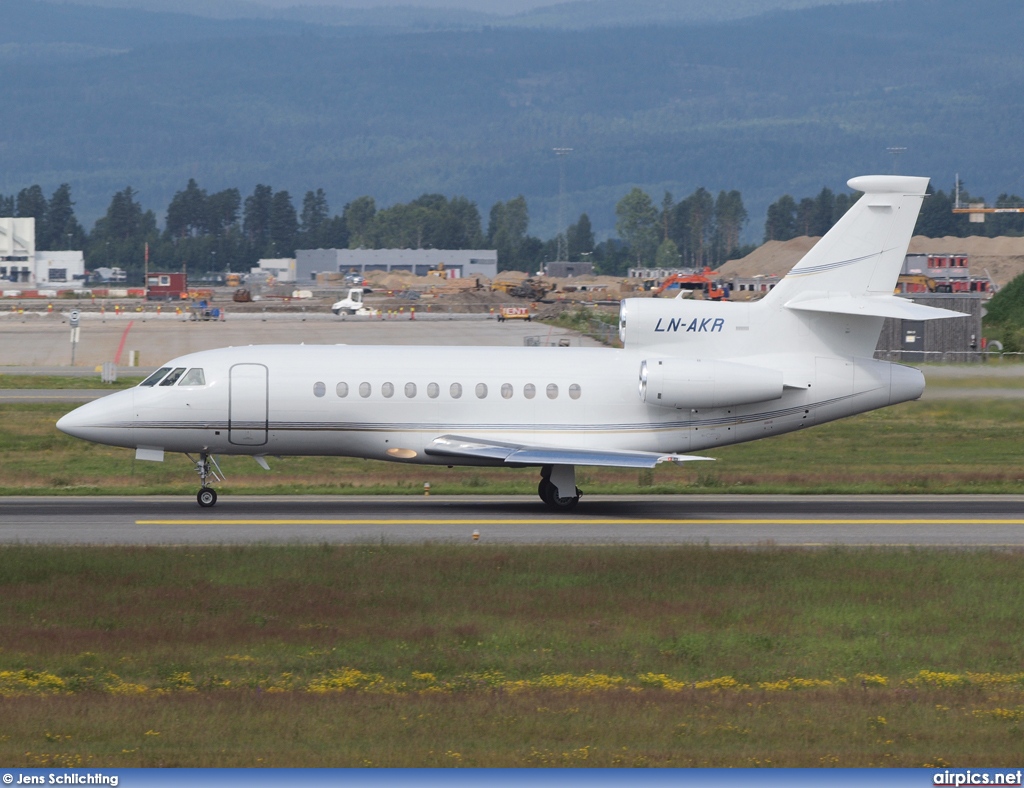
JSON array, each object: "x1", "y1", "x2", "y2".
[{"x1": 56, "y1": 342, "x2": 924, "y2": 466}]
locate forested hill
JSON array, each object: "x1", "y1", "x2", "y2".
[{"x1": 0, "y1": 0, "x2": 1022, "y2": 238}]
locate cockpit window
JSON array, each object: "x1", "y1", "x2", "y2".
[
  {"x1": 140, "y1": 367, "x2": 171, "y2": 387},
  {"x1": 178, "y1": 368, "x2": 206, "y2": 386},
  {"x1": 159, "y1": 367, "x2": 187, "y2": 386}
]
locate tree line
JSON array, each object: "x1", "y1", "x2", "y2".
[
  {"x1": 1, "y1": 181, "x2": 604, "y2": 277},
  {"x1": 614, "y1": 187, "x2": 750, "y2": 270},
  {"x1": 763, "y1": 181, "x2": 1024, "y2": 242},
  {"x1": 5, "y1": 178, "x2": 1017, "y2": 283}
]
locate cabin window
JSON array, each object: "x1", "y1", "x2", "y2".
[
  {"x1": 313, "y1": 381, "x2": 326, "y2": 398},
  {"x1": 569, "y1": 383, "x2": 581, "y2": 400},
  {"x1": 475, "y1": 383, "x2": 488, "y2": 399},
  {"x1": 160, "y1": 368, "x2": 186, "y2": 386},
  {"x1": 405, "y1": 382, "x2": 417, "y2": 398},
  {"x1": 524, "y1": 383, "x2": 536, "y2": 399},
  {"x1": 427, "y1": 382, "x2": 439, "y2": 399},
  {"x1": 546, "y1": 383, "x2": 559, "y2": 399},
  {"x1": 450, "y1": 382, "x2": 462, "y2": 399},
  {"x1": 382, "y1": 382, "x2": 394, "y2": 398},
  {"x1": 336, "y1": 382, "x2": 349, "y2": 398},
  {"x1": 359, "y1": 382, "x2": 371, "y2": 398},
  {"x1": 140, "y1": 367, "x2": 171, "y2": 387},
  {"x1": 178, "y1": 368, "x2": 206, "y2": 386},
  {"x1": 500, "y1": 383, "x2": 513, "y2": 399}
]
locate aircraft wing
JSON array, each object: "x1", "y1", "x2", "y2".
[{"x1": 425, "y1": 435, "x2": 713, "y2": 468}]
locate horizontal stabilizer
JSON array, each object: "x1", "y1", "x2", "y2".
[
  {"x1": 785, "y1": 294, "x2": 968, "y2": 321},
  {"x1": 426, "y1": 435, "x2": 713, "y2": 469}
]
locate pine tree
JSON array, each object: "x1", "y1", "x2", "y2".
[
  {"x1": 44, "y1": 184, "x2": 86, "y2": 249},
  {"x1": 299, "y1": 189, "x2": 329, "y2": 248},
  {"x1": 16, "y1": 185, "x2": 48, "y2": 245},
  {"x1": 243, "y1": 185, "x2": 274, "y2": 248},
  {"x1": 268, "y1": 190, "x2": 298, "y2": 256}
]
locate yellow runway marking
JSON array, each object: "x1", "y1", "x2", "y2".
[{"x1": 135, "y1": 518, "x2": 1024, "y2": 526}]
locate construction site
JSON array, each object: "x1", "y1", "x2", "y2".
[{"x1": 6, "y1": 231, "x2": 1024, "y2": 369}]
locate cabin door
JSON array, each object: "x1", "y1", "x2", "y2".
[{"x1": 229, "y1": 363, "x2": 268, "y2": 446}]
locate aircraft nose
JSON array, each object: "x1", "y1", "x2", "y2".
[
  {"x1": 56, "y1": 405, "x2": 95, "y2": 439},
  {"x1": 57, "y1": 390, "x2": 135, "y2": 445},
  {"x1": 57, "y1": 400, "x2": 104, "y2": 440}
]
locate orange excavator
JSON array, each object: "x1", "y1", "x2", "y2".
[{"x1": 652, "y1": 267, "x2": 730, "y2": 300}]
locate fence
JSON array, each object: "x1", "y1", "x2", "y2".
[{"x1": 873, "y1": 350, "x2": 1024, "y2": 364}]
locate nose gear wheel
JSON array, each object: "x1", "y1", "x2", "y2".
[
  {"x1": 197, "y1": 487, "x2": 217, "y2": 507},
  {"x1": 186, "y1": 452, "x2": 224, "y2": 507}
]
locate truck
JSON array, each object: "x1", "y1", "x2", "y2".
[
  {"x1": 331, "y1": 288, "x2": 371, "y2": 315},
  {"x1": 146, "y1": 272, "x2": 187, "y2": 301}
]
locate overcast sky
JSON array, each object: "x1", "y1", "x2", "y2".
[{"x1": 72, "y1": 0, "x2": 860, "y2": 18}]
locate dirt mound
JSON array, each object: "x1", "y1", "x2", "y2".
[
  {"x1": 907, "y1": 236, "x2": 1024, "y2": 288},
  {"x1": 718, "y1": 237, "x2": 820, "y2": 278},
  {"x1": 720, "y1": 235, "x2": 1024, "y2": 288}
]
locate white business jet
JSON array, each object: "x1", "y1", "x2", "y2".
[{"x1": 57, "y1": 175, "x2": 964, "y2": 509}]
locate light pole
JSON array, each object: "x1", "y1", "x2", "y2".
[
  {"x1": 887, "y1": 146, "x2": 907, "y2": 174},
  {"x1": 553, "y1": 147, "x2": 572, "y2": 264}
]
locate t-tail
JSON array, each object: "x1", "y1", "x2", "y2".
[
  {"x1": 622, "y1": 175, "x2": 966, "y2": 362},
  {"x1": 758, "y1": 174, "x2": 964, "y2": 358}
]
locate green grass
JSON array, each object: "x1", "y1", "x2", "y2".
[
  {"x1": 2, "y1": 544, "x2": 1024, "y2": 766},
  {"x1": 4, "y1": 397, "x2": 1024, "y2": 495},
  {"x1": 0, "y1": 374, "x2": 140, "y2": 390}
]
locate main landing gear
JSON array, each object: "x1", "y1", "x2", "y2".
[
  {"x1": 538, "y1": 464, "x2": 581, "y2": 511},
  {"x1": 187, "y1": 452, "x2": 224, "y2": 508}
]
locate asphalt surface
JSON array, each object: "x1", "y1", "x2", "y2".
[
  {"x1": 0, "y1": 312, "x2": 599, "y2": 368},
  {"x1": 3, "y1": 494, "x2": 1024, "y2": 546}
]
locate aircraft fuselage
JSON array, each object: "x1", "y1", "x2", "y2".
[{"x1": 57, "y1": 342, "x2": 923, "y2": 465}]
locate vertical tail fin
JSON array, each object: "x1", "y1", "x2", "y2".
[{"x1": 763, "y1": 175, "x2": 929, "y2": 305}]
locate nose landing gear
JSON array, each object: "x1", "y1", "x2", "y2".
[
  {"x1": 187, "y1": 452, "x2": 224, "y2": 507},
  {"x1": 538, "y1": 465, "x2": 581, "y2": 510}
]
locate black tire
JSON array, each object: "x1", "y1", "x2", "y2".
[
  {"x1": 197, "y1": 487, "x2": 217, "y2": 508},
  {"x1": 539, "y1": 479, "x2": 579, "y2": 510},
  {"x1": 548, "y1": 487, "x2": 581, "y2": 511}
]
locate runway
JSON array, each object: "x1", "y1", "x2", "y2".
[{"x1": 3, "y1": 494, "x2": 1024, "y2": 546}]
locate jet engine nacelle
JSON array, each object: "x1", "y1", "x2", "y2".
[{"x1": 639, "y1": 358, "x2": 784, "y2": 409}]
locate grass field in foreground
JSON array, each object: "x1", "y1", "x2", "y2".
[
  {"x1": 2, "y1": 397, "x2": 1023, "y2": 495},
  {"x1": 1, "y1": 544, "x2": 1023, "y2": 767}
]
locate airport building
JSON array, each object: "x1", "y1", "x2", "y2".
[
  {"x1": 545, "y1": 261, "x2": 593, "y2": 278},
  {"x1": 295, "y1": 248, "x2": 498, "y2": 281},
  {"x1": 250, "y1": 257, "x2": 297, "y2": 283},
  {"x1": 1, "y1": 217, "x2": 85, "y2": 286},
  {"x1": 875, "y1": 293, "x2": 985, "y2": 362}
]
